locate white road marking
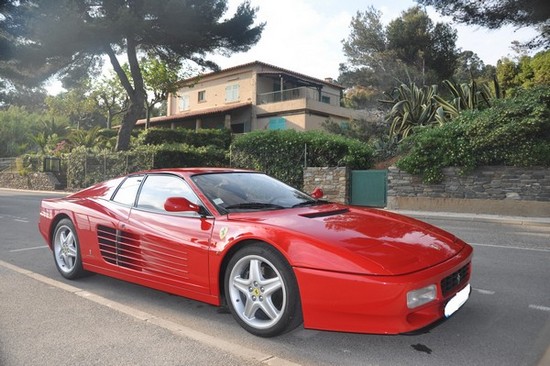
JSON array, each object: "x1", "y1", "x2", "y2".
[
  {"x1": 9, "y1": 246, "x2": 49, "y2": 253},
  {"x1": 474, "y1": 288, "x2": 496, "y2": 295},
  {"x1": 529, "y1": 304, "x2": 550, "y2": 312},
  {"x1": 13, "y1": 219, "x2": 29, "y2": 223},
  {"x1": 470, "y1": 243, "x2": 550, "y2": 253},
  {"x1": 0, "y1": 259, "x2": 301, "y2": 366}
]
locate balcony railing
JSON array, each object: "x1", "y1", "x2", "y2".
[{"x1": 257, "y1": 87, "x2": 338, "y2": 106}]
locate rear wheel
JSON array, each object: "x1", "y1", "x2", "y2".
[
  {"x1": 52, "y1": 218, "x2": 86, "y2": 279},
  {"x1": 224, "y1": 243, "x2": 302, "y2": 337}
]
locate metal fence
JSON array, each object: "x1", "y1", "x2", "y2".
[
  {"x1": 0, "y1": 157, "x2": 17, "y2": 172},
  {"x1": 65, "y1": 151, "x2": 155, "y2": 189}
]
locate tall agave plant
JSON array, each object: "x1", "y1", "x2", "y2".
[
  {"x1": 380, "y1": 83, "x2": 439, "y2": 141},
  {"x1": 434, "y1": 78, "x2": 501, "y2": 124}
]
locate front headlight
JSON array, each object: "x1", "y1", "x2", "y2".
[{"x1": 407, "y1": 284, "x2": 437, "y2": 309}]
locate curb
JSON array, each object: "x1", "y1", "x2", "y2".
[{"x1": 389, "y1": 210, "x2": 550, "y2": 227}]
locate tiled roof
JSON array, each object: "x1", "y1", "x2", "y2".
[
  {"x1": 177, "y1": 61, "x2": 344, "y2": 89},
  {"x1": 136, "y1": 102, "x2": 252, "y2": 125}
]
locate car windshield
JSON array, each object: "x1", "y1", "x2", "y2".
[{"x1": 192, "y1": 172, "x2": 325, "y2": 213}]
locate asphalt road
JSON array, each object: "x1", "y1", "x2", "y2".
[{"x1": 0, "y1": 189, "x2": 549, "y2": 366}]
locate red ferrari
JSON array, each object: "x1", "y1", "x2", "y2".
[{"x1": 38, "y1": 168, "x2": 473, "y2": 337}]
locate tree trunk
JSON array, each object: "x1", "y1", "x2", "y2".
[{"x1": 115, "y1": 99, "x2": 143, "y2": 151}]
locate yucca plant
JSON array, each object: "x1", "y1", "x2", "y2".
[{"x1": 380, "y1": 83, "x2": 440, "y2": 141}]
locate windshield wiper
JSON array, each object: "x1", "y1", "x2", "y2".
[
  {"x1": 224, "y1": 202, "x2": 285, "y2": 210},
  {"x1": 291, "y1": 199, "x2": 329, "y2": 208}
]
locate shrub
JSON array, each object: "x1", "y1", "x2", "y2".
[
  {"x1": 231, "y1": 130, "x2": 373, "y2": 188},
  {"x1": 149, "y1": 143, "x2": 228, "y2": 169},
  {"x1": 397, "y1": 86, "x2": 550, "y2": 183},
  {"x1": 137, "y1": 128, "x2": 232, "y2": 149}
]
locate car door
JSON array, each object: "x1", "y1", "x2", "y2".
[{"x1": 123, "y1": 174, "x2": 214, "y2": 295}]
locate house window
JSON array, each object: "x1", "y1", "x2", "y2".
[
  {"x1": 225, "y1": 84, "x2": 239, "y2": 102},
  {"x1": 321, "y1": 95, "x2": 330, "y2": 104},
  {"x1": 198, "y1": 90, "x2": 206, "y2": 102},
  {"x1": 179, "y1": 95, "x2": 190, "y2": 111},
  {"x1": 268, "y1": 117, "x2": 286, "y2": 130}
]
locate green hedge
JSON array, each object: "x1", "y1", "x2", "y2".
[
  {"x1": 231, "y1": 130, "x2": 373, "y2": 188},
  {"x1": 149, "y1": 143, "x2": 228, "y2": 169},
  {"x1": 137, "y1": 128, "x2": 232, "y2": 149},
  {"x1": 397, "y1": 86, "x2": 550, "y2": 183},
  {"x1": 62, "y1": 143, "x2": 229, "y2": 188}
]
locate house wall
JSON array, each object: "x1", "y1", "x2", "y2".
[
  {"x1": 256, "y1": 114, "x2": 307, "y2": 131},
  {"x1": 162, "y1": 62, "x2": 361, "y2": 133},
  {"x1": 168, "y1": 68, "x2": 255, "y2": 117}
]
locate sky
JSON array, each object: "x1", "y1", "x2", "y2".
[
  {"x1": 208, "y1": 0, "x2": 541, "y2": 80},
  {"x1": 44, "y1": 0, "x2": 540, "y2": 94}
]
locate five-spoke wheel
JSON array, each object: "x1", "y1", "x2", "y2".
[
  {"x1": 224, "y1": 243, "x2": 302, "y2": 337},
  {"x1": 52, "y1": 218, "x2": 85, "y2": 279}
]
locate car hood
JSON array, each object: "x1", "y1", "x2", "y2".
[{"x1": 227, "y1": 204, "x2": 465, "y2": 275}]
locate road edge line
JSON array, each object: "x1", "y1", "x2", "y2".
[{"x1": 0, "y1": 259, "x2": 301, "y2": 366}]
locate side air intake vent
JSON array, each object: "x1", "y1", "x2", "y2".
[{"x1": 97, "y1": 225, "x2": 142, "y2": 270}]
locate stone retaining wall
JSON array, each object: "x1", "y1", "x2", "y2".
[
  {"x1": 388, "y1": 166, "x2": 550, "y2": 201},
  {"x1": 0, "y1": 172, "x2": 60, "y2": 191},
  {"x1": 304, "y1": 166, "x2": 550, "y2": 216},
  {"x1": 303, "y1": 167, "x2": 349, "y2": 204}
]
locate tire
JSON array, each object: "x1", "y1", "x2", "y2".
[
  {"x1": 52, "y1": 218, "x2": 86, "y2": 279},
  {"x1": 224, "y1": 243, "x2": 302, "y2": 337}
]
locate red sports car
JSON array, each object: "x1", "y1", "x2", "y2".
[{"x1": 38, "y1": 168, "x2": 473, "y2": 337}]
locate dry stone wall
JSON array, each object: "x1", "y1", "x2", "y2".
[
  {"x1": 388, "y1": 166, "x2": 550, "y2": 202},
  {"x1": 303, "y1": 167, "x2": 349, "y2": 204},
  {"x1": 0, "y1": 172, "x2": 60, "y2": 191}
]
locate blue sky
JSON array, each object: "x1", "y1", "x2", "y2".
[{"x1": 210, "y1": 0, "x2": 540, "y2": 79}]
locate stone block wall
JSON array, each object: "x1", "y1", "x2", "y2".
[
  {"x1": 303, "y1": 167, "x2": 349, "y2": 204},
  {"x1": 388, "y1": 166, "x2": 550, "y2": 201},
  {"x1": 0, "y1": 172, "x2": 60, "y2": 191}
]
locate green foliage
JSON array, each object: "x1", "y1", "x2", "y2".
[
  {"x1": 64, "y1": 147, "x2": 156, "y2": 189},
  {"x1": 380, "y1": 83, "x2": 440, "y2": 141},
  {"x1": 149, "y1": 144, "x2": 228, "y2": 169},
  {"x1": 0, "y1": 0, "x2": 265, "y2": 151},
  {"x1": 37, "y1": 128, "x2": 230, "y2": 188},
  {"x1": 397, "y1": 86, "x2": 550, "y2": 183},
  {"x1": 136, "y1": 128, "x2": 232, "y2": 149},
  {"x1": 340, "y1": 6, "x2": 459, "y2": 91},
  {"x1": 433, "y1": 79, "x2": 498, "y2": 123},
  {"x1": 231, "y1": 130, "x2": 373, "y2": 188},
  {"x1": 496, "y1": 51, "x2": 550, "y2": 96},
  {"x1": 416, "y1": 0, "x2": 549, "y2": 49},
  {"x1": 0, "y1": 106, "x2": 52, "y2": 157}
]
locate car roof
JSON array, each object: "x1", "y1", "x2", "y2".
[{"x1": 132, "y1": 167, "x2": 255, "y2": 177}]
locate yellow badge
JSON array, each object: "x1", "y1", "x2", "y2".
[{"x1": 219, "y1": 227, "x2": 229, "y2": 240}]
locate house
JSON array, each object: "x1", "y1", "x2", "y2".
[{"x1": 136, "y1": 61, "x2": 362, "y2": 132}]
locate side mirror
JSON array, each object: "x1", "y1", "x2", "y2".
[
  {"x1": 311, "y1": 187, "x2": 324, "y2": 199},
  {"x1": 164, "y1": 197, "x2": 201, "y2": 213}
]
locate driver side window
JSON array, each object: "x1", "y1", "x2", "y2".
[{"x1": 136, "y1": 174, "x2": 200, "y2": 214}]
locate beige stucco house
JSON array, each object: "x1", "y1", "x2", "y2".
[{"x1": 136, "y1": 61, "x2": 361, "y2": 132}]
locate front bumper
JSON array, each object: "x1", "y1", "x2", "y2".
[{"x1": 294, "y1": 244, "x2": 473, "y2": 334}]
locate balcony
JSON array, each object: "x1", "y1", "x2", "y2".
[{"x1": 257, "y1": 87, "x2": 338, "y2": 106}]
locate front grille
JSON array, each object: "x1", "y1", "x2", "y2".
[{"x1": 441, "y1": 263, "x2": 470, "y2": 297}]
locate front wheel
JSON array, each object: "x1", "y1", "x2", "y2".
[
  {"x1": 224, "y1": 243, "x2": 302, "y2": 337},
  {"x1": 52, "y1": 218, "x2": 86, "y2": 279}
]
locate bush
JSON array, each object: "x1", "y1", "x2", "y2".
[
  {"x1": 397, "y1": 86, "x2": 550, "y2": 183},
  {"x1": 137, "y1": 128, "x2": 232, "y2": 149},
  {"x1": 231, "y1": 130, "x2": 373, "y2": 188},
  {"x1": 149, "y1": 143, "x2": 228, "y2": 169}
]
